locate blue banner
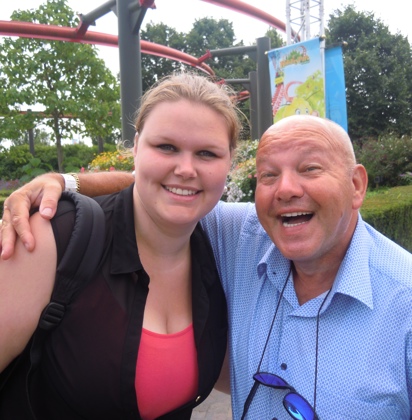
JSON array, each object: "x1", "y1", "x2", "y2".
[{"x1": 325, "y1": 46, "x2": 348, "y2": 131}]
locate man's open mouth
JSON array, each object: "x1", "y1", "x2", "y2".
[{"x1": 281, "y1": 212, "x2": 313, "y2": 227}]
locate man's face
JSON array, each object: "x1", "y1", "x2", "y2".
[{"x1": 255, "y1": 122, "x2": 363, "y2": 268}]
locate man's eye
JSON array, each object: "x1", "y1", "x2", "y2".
[
  {"x1": 261, "y1": 172, "x2": 274, "y2": 178},
  {"x1": 305, "y1": 166, "x2": 321, "y2": 172},
  {"x1": 258, "y1": 172, "x2": 276, "y2": 183}
]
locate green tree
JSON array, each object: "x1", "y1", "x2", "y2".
[
  {"x1": 326, "y1": 5, "x2": 412, "y2": 140},
  {"x1": 140, "y1": 22, "x2": 186, "y2": 91},
  {"x1": 0, "y1": 0, "x2": 120, "y2": 172},
  {"x1": 141, "y1": 18, "x2": 258, "y2": 86},
  {"x1": 265, "y1": 27, "x2": 285, "y2": 50},
  {"x1": 1, "y1": 125, "x2": 52, "y2": 147},
  {"x1": 185, "y1": 18, "x2": 256, "y2": 81}
]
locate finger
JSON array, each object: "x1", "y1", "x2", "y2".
[
  {"x1": 1, "y1": 200, "x2": 34, "y2": 260},
  {"x1": 0, "y1": 220, "x2": 19, "y2": 261},
  {"x1": 0, "y1": 209, "x2": 25, "y2": 260},
  {"x1": 38, "y1": 184, "x2": 62, "y2": 219}
]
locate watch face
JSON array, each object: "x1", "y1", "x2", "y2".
[{"x1": 63, "y1": 174, "x2": 79, "y2": 192}]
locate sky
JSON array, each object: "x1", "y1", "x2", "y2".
[{"x1": 1, "y1": 0, "x2": 411, "y2": 77}]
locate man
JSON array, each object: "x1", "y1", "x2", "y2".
[{"x1": 2, "y1": 115, "x2": 412, "y2": 419}]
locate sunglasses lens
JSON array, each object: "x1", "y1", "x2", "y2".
[
  {"x1": 254, "y1": 372, "x2": 289, "y2": 387},
  {"x1": 283, "y1": 393, "x2": 316, "y2": 420}
]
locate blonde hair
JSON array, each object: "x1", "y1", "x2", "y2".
[{"x1": 134, "y1": 72, "x2": 241, "y2": 151}]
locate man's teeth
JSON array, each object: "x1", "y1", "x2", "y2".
[
  {"x1": 283, "y1": 220, "x2": 307, "y2": 227},
  {"x1": 282, "y1": 212, "x2": 311, "y2": 217},
  {"x1": 282, "y1": 212, "x2": 312, "y2": 227},
  {"x1": 166, "y1": 187, "x2": 197, "y2": 196}
]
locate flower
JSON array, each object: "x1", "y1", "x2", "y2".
[
  {"x1": 223, "y1": 139, "x2": 259, "y2": 203},
  {"x1": 88, "y1": 151, "x2": 134, "y2": 172}
]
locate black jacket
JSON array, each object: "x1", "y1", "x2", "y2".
[{"x1": 0, "y1": 185, "x2": 228, "y2": 419}]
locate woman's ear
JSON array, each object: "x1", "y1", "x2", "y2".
[{"x1": 133, "y1": 132, "x2": 139, "y2": 157}]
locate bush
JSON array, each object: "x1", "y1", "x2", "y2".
[
  {"x1": 0, "y1": 145, "x2": 33, "y2": 180},
  {"x1": 88, "y1": 150, "x2": 134, "y2": 172},
  {"x1": 354, "y1": 134, "x2": 412, "y2": 188},
  {"x1": 0, "y1": 143, "x2": 117, "y2": 181},
  {"x1": 224, "y1": 139, "x2": 259, "y2": 202},
  {"x1": 19, "y1": 157, "x2": 53, "y2": 184},
  {"x1": 360, "y1": 185, "x2": 412, "y2": 252}
]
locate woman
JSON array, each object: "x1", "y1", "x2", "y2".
[{"x1": 0, "y1": 73, "x2": 240, "y2": 419}]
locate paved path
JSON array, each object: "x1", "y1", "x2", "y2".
[{"x1": 192, "y1": 389, "x2": 232, "y2": 419}]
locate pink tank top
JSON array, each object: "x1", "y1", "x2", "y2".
[{"x1": 135, "y1": 324, "x2": 199, "y2": 420}]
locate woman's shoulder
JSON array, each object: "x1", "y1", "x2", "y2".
[{"x1": 0, "y1": 212, "x2": 56, "y2": 372}]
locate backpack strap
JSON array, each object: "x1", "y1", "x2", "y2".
[
  {"x1": 25, "y1": 191, "x2": 106, "y2": 418},
  {"x1": 35, "y1": 191, "x2": 106, "y2": 335}
]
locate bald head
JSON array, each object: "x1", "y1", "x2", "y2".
[{"x1": 258, "y1": 115, "x2": 356, "y2": 170}]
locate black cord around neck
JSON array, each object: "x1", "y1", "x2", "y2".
[{"x1": 256, "y1": 266, "x2": 292, "y2": 373}]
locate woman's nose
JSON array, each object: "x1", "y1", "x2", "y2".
[{"x1": 174, "y1": 155, "x2": 197, "y2": 179}]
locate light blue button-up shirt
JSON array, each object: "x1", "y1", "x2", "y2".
[{"x1": 201, "y1": 201, "x2": 412, "y2": 419}]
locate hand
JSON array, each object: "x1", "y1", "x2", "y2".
[{"x1": 0, "y1": 173, "x2": 64, "y2": 260}]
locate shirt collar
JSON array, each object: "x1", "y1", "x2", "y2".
[
  {"x1": 333, "y1": 215, "x2": 373, "y2": 309},
  {"x1": 111, "y1": 184, "x2": 144, "y2": 274},
  {"x1": 256, "y1": 215, "x2": 373, "y2": 310}
]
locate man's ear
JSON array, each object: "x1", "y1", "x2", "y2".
[{"x1": 352, "y1": 164, "x2": 368, "y2": 210}]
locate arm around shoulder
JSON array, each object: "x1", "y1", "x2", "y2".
[
  {"x1": 78, "y1": 171, "x2": 134, "y2": 197},
  {"x1": 0, "y1": 212, "x2": 57, "y2": 372}
]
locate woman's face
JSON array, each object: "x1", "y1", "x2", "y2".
[{"x1": 133, "y1": 99, "x2": 232, "y2": 232}]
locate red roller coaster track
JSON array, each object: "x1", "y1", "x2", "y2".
[{"x1": 0, "y1": 0, "x2": 290, "y2": 75}]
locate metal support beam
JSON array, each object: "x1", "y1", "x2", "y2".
[
  {"x1": 225, "y1": 77, "x2": 258, "y2": 139},
  {"x1": 256, "y1": 37, "x2": 272, "y2": 138},
  {"x1": 80, "y1": 0, "x2": 116, "y2": 26},
  {"x1": 28, "y1": 128, "x2": 35, "y2": 156},
  {"x1": 209, "y1": 45, "x2": 256, "y2": 57},
  {"x1": 117, "y1": 0, "x2": 143, "y2": 143},
  {"x1": 248, "y1": 71, "x2": 258, "y2": 140},
  {"x1": 209, "y1": 41, "x2": 271, "y2": 139}
]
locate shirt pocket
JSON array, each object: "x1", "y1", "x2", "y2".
[{"x1": 318, "y1": 390, "x2": 403, "y2": 419}]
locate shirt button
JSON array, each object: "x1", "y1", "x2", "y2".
[
  {"x1": 195, "y1": 395, "x2": 201, "y2": 402},
  {"x1": 280, "y1": 363, "x2": 287, "y2": 370}
]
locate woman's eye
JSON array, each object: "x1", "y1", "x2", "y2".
[
  {"x1": 198, "y1": 150, "x2": 217, "y2": 158},
  {"x1": 157, "y1": 144, "x2": 176, "y2": 152}
]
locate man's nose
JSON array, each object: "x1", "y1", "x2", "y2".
[{"x1": 274, "y1": 172, "x2": 304, "y2": 201}]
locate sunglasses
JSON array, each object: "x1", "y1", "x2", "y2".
[{"x1": 241, "y1": 372, "x2": 319, "y2": 420}]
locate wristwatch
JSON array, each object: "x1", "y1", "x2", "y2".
[{"x1": 62, "y1": 173, "x2": 80, "y2": 193}]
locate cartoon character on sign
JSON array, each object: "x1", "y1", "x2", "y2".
[{"x1": 272, "y1": 71, "x2": 323, "y2": 122}]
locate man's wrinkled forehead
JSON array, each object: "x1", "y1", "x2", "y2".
[{"x1": 258, "y1": 119, "x2": 334, "y2": 156}]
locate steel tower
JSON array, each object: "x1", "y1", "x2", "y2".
[{"x1": 285, "y1": 0, "x2": 324, "y2": 44}]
